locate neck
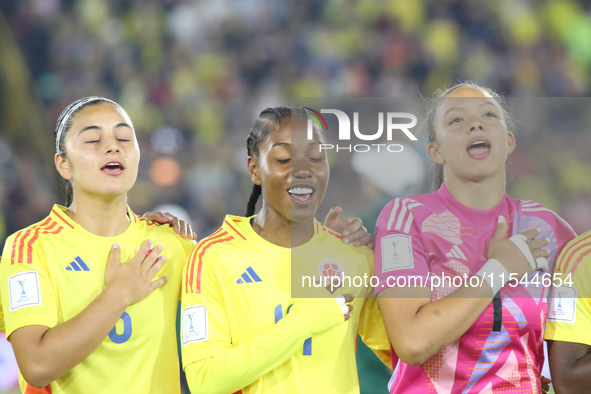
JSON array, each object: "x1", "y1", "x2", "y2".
[
  {"x1": 66, "y1": 193, "x2": 130, "y2": 237},
  {"x1": 252, "y1": 201, "x2": 314, "y2": 248},
  {"x1": 444, "y1": 172, "x2": 506, "y2": 210}
]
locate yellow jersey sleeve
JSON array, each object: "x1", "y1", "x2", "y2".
[
  {"x1": 0, "y1": 257, "x2": 4, "y2": 333},
  {"x1": 545, "y1": 250, "x2": 591, "y2": 346},
  {"x1": 358, "y1": 297, "x2": 392, "y2": 369},
  {"x1": 181, "y1": 240, "x2": 345, "y2": 394},
  {"x1": 0, "y1": 232, "x2": 59, "y2": 339}
]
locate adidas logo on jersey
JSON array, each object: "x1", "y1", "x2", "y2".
[
  {"x1": 236, "y1": 267, "x2": 262, "y2": 284},
  {"x1": 65, "y1": 257, "x2": 90, "y2": 271},
  {"x1": 445, "y1": 245, "x2": 467, "y2": 261}
]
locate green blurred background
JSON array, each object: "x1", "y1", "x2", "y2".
[{"x1": 2, "y1": 0, "x2": 591, "y2": 392}]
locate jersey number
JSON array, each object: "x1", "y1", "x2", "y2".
[
  {"x1": 274, "y1": 304, "x2": 312, "y2": 355},
  {"x1": 109, "y1": 311, "x2": 132, "y2": 344}
]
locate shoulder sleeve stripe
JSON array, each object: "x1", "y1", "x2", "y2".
[
  {"x1": 403, "y1": 212, "x2": 414, "y2": 234},
  {"x1": 194, "y1": 235, "x2": 234, "y2": 294},
  {"x1": 387, "y1": 198, "x2": 402, "y2": 231},
  {"x1": 570, "y1": 247, "x2": 591, "y2": 274},
  {"x1": 223, "y1": 219, "x2": 247, "y2": 241},
  {"x1": 51, "y1": 208, "x2": 75, "y2": 229},
  {"x1": 17, "y1": 228, "x2": 34, "y2": 264},
  {"x1": 387, "y1": 198, "x2": 422, "y2": 233},
  {"x1": 394, "y1": 199, "x2": 410, "y2": 232},
  {"x1": 185, "y1": 229, "x2": 226, "y2": 293},
  {"x1": 11, "y1": 230, "x2": 25, "y2": 264},
  {"x1": 12, "y1": 218, "x2": 53, "y2": 265},
  {"x1": 556, "y1": 234, "x2": 591, "y2": 273}
]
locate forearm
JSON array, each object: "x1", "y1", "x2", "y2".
[
  {"x1": 553, "y1": 356, "x2": 591, "y2": 394},
  {"x1": 379, "y1": 284, "x2": 492, "y2": 366},
  {"x1": 548, "y1": 341, "x2": 591, "y2": 394},
  {"x1": 185, "y1": 316, "x2": 318, "y2": 394},
  {"x1": 12, "y1": 286, "x2": 129, "y2": 387}
]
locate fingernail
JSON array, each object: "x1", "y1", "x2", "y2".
[
  {"x1": 161, "y1": 255, "x2": 167, "y2": 261},
  {"x1": 344, "y1": 231, "x2": 350, "y2": 236},
  {"x1": 164, "y1": 276, "x2": 168, "y2": 280},
  {"x1": 354, "y1": 241, "x2": 360, "y2": 247},
  {"x1": 498, "y1": 216, "x2": 505, "y2": 223},
  {"x1": 546, "y1": 238, "x2": 551, "y2": 242},
  {"x1": 148, "y1": 239, "x2": 152, "y2": 244},
  {"x1": 113, "y1": 243, "x2": 120, "y2": 249},
  {"x1": 157, "y1": 244, "x2": 163, "y2": 250},
  {"x1": 536, "y1": 228, "x2": 541, "y2": 233},
  {"x1": 343, "y1": 238, "x2": 350, "y2": 244}
]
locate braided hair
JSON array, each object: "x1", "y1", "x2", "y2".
[{"x1": 245, "y1": 106, "x2": 321, "y2": 216}]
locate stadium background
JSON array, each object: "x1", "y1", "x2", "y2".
[{"x1": 2, "y1": 0, "x2": 591, "y2": 392}]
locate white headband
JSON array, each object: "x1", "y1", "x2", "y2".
[{"x1": 55, "y1": 96, "x2": 121, "y2": 153}]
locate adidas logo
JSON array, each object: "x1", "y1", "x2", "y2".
[
  {"x1": 65, "y1": 257, "x2": 90, "y2": 271},
  {"x1": 445, "y1": 245, "x2": 467, "y2": 261},
  {"x1": 236, "y1": 267, "x2": 262, "y2": 284}
]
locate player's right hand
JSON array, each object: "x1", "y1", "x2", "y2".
[
  {"x1": 286, "y1": 294, "x2": 355, "y2": 336},
  {"x1": 105, "y1": 240, "x2": 168, "y2": 306},
  {"x1": 488, "y1": 216, "x2": 550, "y2": 278}
]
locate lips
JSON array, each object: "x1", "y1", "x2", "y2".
[
  {"x1": 101, "y1": 161, "x2": 125, "y2": 175},
  {"x1": 288, "y1": 185, "x2": 315, "y2": 205},
  {"x1": 466, "y1": 136, "x2": 491, "y2": 160}
]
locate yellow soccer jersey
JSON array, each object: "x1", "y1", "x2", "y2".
[
  {"x1": 545, "y1": 230, "x2": 591, "y2": 346},
  {"x1": 181, "y1": 215, "x2": 391, "y2": 394},
  {"x1": 0, "y1": 257, "x2": 4, "y2": 333},
  {"x1": 0, "y1": 205, "x2": 195, "y2": 394}
]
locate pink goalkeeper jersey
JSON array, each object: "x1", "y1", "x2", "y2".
[{"x1": 375, "y1": 184, "x2": 576, "y2": 394}]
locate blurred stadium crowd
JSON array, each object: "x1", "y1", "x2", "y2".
[{"x1": 2, "y1": 0, "x2": 591, "y2": 392}]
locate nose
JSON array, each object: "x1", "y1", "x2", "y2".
[
  {"x1": 468, "y1": 118, "x2": 484, "y2": 133},
  {"x1": 292, "y1": 156, "x2": 312, "y2": 179},
  {"x1": 105, "y1": 136, "x2": 121, "y2": 154}
]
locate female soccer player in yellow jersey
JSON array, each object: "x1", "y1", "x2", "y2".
[
  {"x1": 0, "y1": 96, "x2": 201, "y2": 394},
  {"x1": 0, "y1": 98, "x2": 369, "y2": 394},
  {"x1": 180, "y1": 107, "x2": 392, "y2": 394}
]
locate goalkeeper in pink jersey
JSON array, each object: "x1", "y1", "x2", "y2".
[{"x1": 374, "y1": 82, "x2": 576, "y2": 393}]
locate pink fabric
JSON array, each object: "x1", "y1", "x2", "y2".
[{"x1": 375, "y1": 184, "x2": 576, "y2": 393}]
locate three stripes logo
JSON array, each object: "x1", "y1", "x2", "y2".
[
  {"x1": 387, "y1": 198, "x2": 423, "y2": 233},
  {"x1": 236, "y1": 267, "x2": 262, "y2": 284},
  {"x1": 445, "y1": 245, "x2": 467, "y2": 261},
  {"x1": 65, "y1": 257, "x2": 90, "y2": 271}
]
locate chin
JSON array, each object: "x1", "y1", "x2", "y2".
[{"x1": 290, "y1": 207, "x2": 317, "y2": 223}]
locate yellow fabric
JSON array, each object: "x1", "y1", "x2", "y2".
[
  {"x1": 181, "y1": 215, "x2": 391, "y2": 394},
  {"x1": 0, "y1": 256, "x2": 4, "y2": 333},
  {"x1": 0, "y1": 204, "x2": 195, "y2": 394},
  {"x1": 545, "y1": 230, "x2": 591, "y2": 346}
]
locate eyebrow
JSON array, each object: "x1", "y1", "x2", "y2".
[
  {"x1": 443, "y1": 101, "x2": 498, "y2": 117},
  {"x1": 271, "y1": 141, "x2": 322, "y2": 148},
  {"x1": 77, "y1": 123, "x2": 132, "y2": 135},
  {"x1": 271, "y1": 142, "x2": 291, "y2": 148}
]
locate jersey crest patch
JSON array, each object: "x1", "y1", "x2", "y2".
[
  {"x1": 318, "y1": 259, "x2": 344, "y2": 279},
  {"x1": 8, "y1": 271, "x2": 42, "y2": 311},
  {"x1": 548, "y1": 285, "x2": 577, "y2": 323},
  {"x1": 381, "y1": 234, "x2": 414, "y2": 273},
  {"x1": 182, "y1": 305, "x2": 209, "y2": 346}
]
